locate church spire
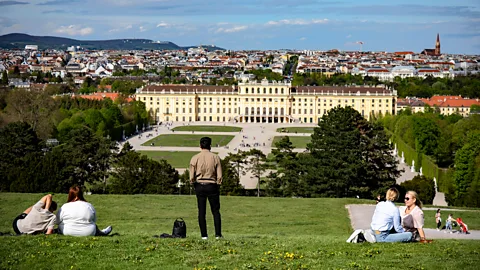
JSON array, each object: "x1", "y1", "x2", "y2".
[{"x1": 435, "y1": 33, "x2": 441, "y2": 55}]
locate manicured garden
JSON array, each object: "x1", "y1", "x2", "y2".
[
  {"x1": 142, "y1": 134, "x2": 234, "y2": 147},
  {"x1": 138, "y1": 151, "x2": 199, "y2": 168},
  {"x1": 276, "y1": 127, "x2": 315, "y2": 133},
  {"x1": 139, "y1": 151, "x2": 219, "y2": 168},
  {"x1": 172, "y1": 126, "x2": 242, "y2": 132},
  {"x1": 1, "y1": 193, "x2": 479, "y2": 269},
  {"x1": 273, "y1": 136, "x2": 312, "y2": 149}
]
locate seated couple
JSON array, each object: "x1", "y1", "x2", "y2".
[
  {"x1": 12, "y1": 185, "x2": 112, "y2": 236},
  {"x1": 371, "y1": 188, "x2": 430, "y2": 243}
]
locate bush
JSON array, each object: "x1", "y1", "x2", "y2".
[{"x1": 400, "y1": 175, "x2": 435, "y2": 205}]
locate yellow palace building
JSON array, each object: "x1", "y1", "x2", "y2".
[{"x1": 135, "y1": 79, "x2": 397, "y2": 124}]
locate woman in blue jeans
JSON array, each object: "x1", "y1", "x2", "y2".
[{"x1": 370, "y1": 188, "x2": 412, "y2": 243}]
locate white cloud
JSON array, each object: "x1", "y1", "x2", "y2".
[
  {"x1": 139, "y1": 26, "x2": 147, "y2": 32},
  {"x1": 156, "y1": 22, "x2": 170, "y2": 28},
  {"x1": 55, "y1": 25, "x2": 93, "y2": 36},
  {"x1": 299, "y1": 37, "x2": 306, "y2": 41},
  {"x1": 215, "y1": 25, "x2": 248, "y2": 33},
  {"x1": 346, "y1": 34, "x2": 352, "y2": 38},
  {"x1": 266, "y1": 18, "x2": 328, "y2": 26},
  {"x1": 125, "y1": 24, "x2": 132, "y2": 29}
]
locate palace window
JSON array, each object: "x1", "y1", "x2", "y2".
[
  {"x1": 217, "y1": 108, "x2": 220, "y2": 113},
  {"x1": 257, "y1": 88, "x2": 260, "y2": 94},
  {"x1": 204, "y1": 108, "x2": 207, "y2": 113},
  {"x1": 269, "y1": 88, "x2": 272, "y2": 94},
  {"x1": 246, "y1": 88, "x2": 249, "y2": 94},
  {"x1": 263, "y1": 88, "x2": 266, "y2": 94},
  {"x1": 275, "y1": 88, "x2": 278, "y2": 94}
]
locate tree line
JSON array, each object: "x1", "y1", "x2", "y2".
[
  {"x1": 380, "y1": 109, "x2": 480, "y2": 207},
  {"x1": 0, "y1": 89, "x2": 150, "y2": 141}
]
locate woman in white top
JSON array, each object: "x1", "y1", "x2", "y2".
[
  {"x1": 399, "y1": 190, "x2": 430, "y2": 242},
  {"x1": 57, "y1": 185, "x2": 112, "y2": 237}
]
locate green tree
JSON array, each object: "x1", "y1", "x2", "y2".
[
  {"x1": 110, "y1": 143, "x2": 178, "y2": 194},
  {"x1": 307, "y1": 106, "x2": 399, "y2": 198},
  {"x1": 244, "y1": 149, "x2": 267, "y2": 197},
  {"x1": 399, "y1": 175, "x2": 435, "y2": 205},
  {"x1": 0, "y1": 122, "x2": 41, "y2": 191},
  {"x1": 451, "y1": 131, "x2": 480, "y2": 206},
  {"x1": 1, "y1": 70, "x2": 8, "y2": 85},
  {"x1": 221, "y1": 154, "x2": 245, "y2": 196},
  {"x1": 5, "y1": 89, "x2": 55, "y2": 139},
  {"x1": 57, "y1": 127, "x2": 115, "y2": 189}
]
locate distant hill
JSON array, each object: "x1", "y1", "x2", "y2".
[{"x1": 0, "y1": 33, "x2": 225, "y2": 51}]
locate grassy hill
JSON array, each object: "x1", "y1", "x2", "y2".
[
  {"x1": 0, "y1": 193, "x2": 479, "y2": 269},
  {"x1": 0, "y1": 33, "x2": 225, "y2": 51}
]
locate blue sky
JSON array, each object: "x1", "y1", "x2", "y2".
[{"x1": 0, "y1": 0, "x2": 479, "y2": 54}]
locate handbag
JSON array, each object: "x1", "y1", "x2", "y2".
[{"x1": 172, "y1": 218, "x2": 187, "y2": 238}]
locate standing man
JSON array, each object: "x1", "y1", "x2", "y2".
[{"x1": 190, "y1": 137, "x2": 223, "y2": 240}]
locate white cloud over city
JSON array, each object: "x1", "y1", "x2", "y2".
[{"x1": 54, "y1": 25, "x2": 93, "y2": 36}]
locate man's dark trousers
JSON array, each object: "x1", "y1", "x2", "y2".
[{"x1": 195, "y1": 183, "x2": 222, "y2": 238}]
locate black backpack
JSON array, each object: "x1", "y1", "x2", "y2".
[{"x1": 172, "y1": 218, "x2": 186, "y2": 238}]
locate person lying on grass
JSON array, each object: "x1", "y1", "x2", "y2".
[
  {"x1": 12, "y1": 194, "x2": 57, "y2": 235},
  {"x1": 56, "y1": 185, "x2": 112, "y2": 237}
]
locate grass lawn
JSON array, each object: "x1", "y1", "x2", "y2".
[
  {"x1": 273, "y1": 136, "x2": 312, "y2": 149},
  {"x1": 1, "y1": 194, "x2": 479, "y2": 270},
  {"x1": 276, "y1": 127, "x2": 315, "y2": 133},
  {"x1": 138, "y1": 151, "x2": 198, "y2": 168},
  {"x1": 173, "y1": 126, "x2": 242, "y2": 132},
  {"x1": 142, "y1": 134, "x2": 234, "y2": 147}
]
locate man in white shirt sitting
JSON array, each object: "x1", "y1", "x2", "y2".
[{"x1": 13, "y1": 194, "x2": 57, "y2": 235}]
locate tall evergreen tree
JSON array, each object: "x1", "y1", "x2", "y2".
[{"x1": 306, "y1": 106, "x2": 399, "y2": 198}]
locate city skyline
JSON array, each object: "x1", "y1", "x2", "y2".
[{"x1": 0, "y1": 0, "x2": 479, "y2": 54}]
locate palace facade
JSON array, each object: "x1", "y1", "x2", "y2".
[{"x1": 135, "y1": 79, "x2": 397, "y2": 123}]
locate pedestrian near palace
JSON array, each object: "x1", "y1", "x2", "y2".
[
  {"x1": 435, "y1": 209, "x2": 442, "y2": 231},
  {"x1": 189, "y1": 137, "x2": 223, "y2": 240}
]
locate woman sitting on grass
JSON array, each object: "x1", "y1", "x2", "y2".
[
  {"x1": 56, "y1": 185, "x2": 112, "y2": 237},
  {"x1": 370, "y1": 188, "x2": 412, "y2": 243},
  {"x1": 399, "y1": 191, "x2": 430, "y2": 243}
]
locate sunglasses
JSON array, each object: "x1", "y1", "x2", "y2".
[{"x1": 404, "y1": 197, "x2": 410, "y2": 201}]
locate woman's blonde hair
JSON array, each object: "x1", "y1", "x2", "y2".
[
  {"x1": 385, "y1": 188, "x2": 399, "y2": 202},
  {"x1": 407, "y1": 191, "x2": 423, "y2": 209}
]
